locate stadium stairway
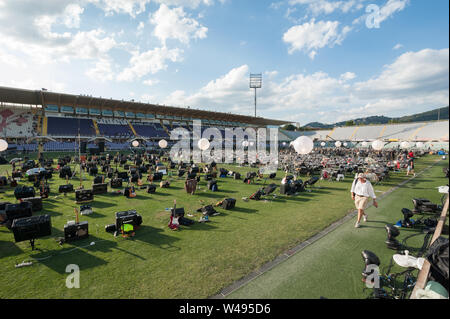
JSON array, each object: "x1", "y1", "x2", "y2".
[
  {"x1": 408, "y1": 123, "x2": 428, "y2": 141},
  {"x1": 379, "y1": 125, "x2": 387, "y2": 139},
  {"x1": 349, "y1": 126, "x2": 360, "y2": 141},
  {"x1": 92, "y1": 119, "x2": 101, "y2": 135},
  {"x1": 160, "y1": 120, "x2": 170, "y2": 136},
  {"x1": 127, "y1": 121, "x2": 138, "y2": 137},
  {"x1": 42, "y1": 116, "x2": 48, "y2": 135}
]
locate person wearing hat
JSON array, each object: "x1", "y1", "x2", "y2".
[{"x1": 351, "y1": 173, "x2": 378, "y2": 228}]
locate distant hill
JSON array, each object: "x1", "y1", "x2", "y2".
[{"x1": 302, "y1": 106, "x2": 448, "y2": 130}]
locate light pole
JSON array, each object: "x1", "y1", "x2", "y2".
[{"x1": 250, "y1": 73, "x2": 262, "y2": 117}]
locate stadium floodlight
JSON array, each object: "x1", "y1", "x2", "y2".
[{"x1": 250, "y1": 73, "x2": 262, "y2": 117}]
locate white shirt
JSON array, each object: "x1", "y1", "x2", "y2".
[{"x1": 351, "y1": 179, "x2": 376, "y2": 199}]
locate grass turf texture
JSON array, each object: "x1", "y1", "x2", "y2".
[
  {"x1": 0, "y1": 154, "x2": 446, "y2": 298},
  {"x1": 227, "y1": 158, "x2": 449, "y2": 299}
]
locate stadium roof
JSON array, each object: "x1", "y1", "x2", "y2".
[{"x1": 0, "y1": 86, "x2": 290, "y2": 126}]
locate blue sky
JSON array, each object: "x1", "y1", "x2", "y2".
[{"x1": 0, "y1": 0, "x2": 448, "y2": 125}]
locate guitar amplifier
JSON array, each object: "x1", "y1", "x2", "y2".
[
  {"x1": 171, "y1": 208, "x2": 185, "y2": 218},
  {"x1": 22, "y1": 197, "x2": 43, "y2": 212},
  {"x1": 12, "y1": 214, "x2": 51, "y2": 242},
  {"x1": 92, "y1": 183, "x2": 108, "y2": 195},
  {"x1": 139, "y1": 166, "x2": 148, "y2": 174},
  {"x1": 14, "y1": 186, "x2": 36, "y2": 200},
  {"x1": 222, "y1": 198, "x2": 236, "y2": 210},
  {"x1": 59, "y1": 166, "x2": 72, "y2": 179},
  {"x1": 75, "y1": 189, "x2": 94, "y2": 202},
  {"x1": 110, "y1": 178, "x2": 122, "y2": 188},
  {"x1": 89, "y1": 167, "x2": 98, "y2": 176},
  {"x1": 130, "y1": 174, "x2": 140, "y2": 183},
  {"x1": 5, "y1": 202, "x2": 33, "y2": 221},
  {"x1": 59, "y1": 184, "x2": 74, "y2": 193},
  {"x1": 117, "y1": 172, "x2": 129, "y2": 180},
  {"x1": 234, "y1": 172, "x2": 241, "y2": 180},
  {"x1": 93, "y1": 175, "x2": 104, "y2": 184},
  {"x1": 64, "y1": 221, "x2": 89, "y2": 242},
  {"x1": 115, "y1": 210, "x2": 142, "y2": 230},
  {"x1": 147, "y1": 184, "x2": 157, "y2": 194}
]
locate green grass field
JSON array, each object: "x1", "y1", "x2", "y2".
[
  {"x1": 0, "y1": 154, "x2": 447, "y2": 298},
  {"x1": 227, "y1": 158, "x2": 449, "y2": 299}
]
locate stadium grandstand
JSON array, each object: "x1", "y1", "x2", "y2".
[
  {"x1": 0, "y1": 86, "x2": 289, "y2": 154},
  {"x1": 0, "y1": 86, "x2": 448, "y2": 154}
]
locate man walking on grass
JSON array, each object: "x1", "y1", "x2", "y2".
[{"x1": 351, "y1": 173, "x2": 378, "y2": 228}]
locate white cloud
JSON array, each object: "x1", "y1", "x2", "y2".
[
  {"x1": 340, "y1": 71, "x2": 356, "y2": 81},
  {"x1": 393, "y1": 43, "x2": 403, "y2": 50},
  {"x1": 143, "y1": 79, "x2": 161, "y2": 86},
  {"x1": 150, "y1": 4, "x2": 208, "y2": 46},
  {"x1": 85, "y1": 58, "x2": 115, "y2": 82},
  {"x1": 289, "y1": 0, "x2": 366, "y2": 16},
  {"x1": 88, "y1": 0, "x2": 150, "y2": 18},
  {"x1": 283, "y1": 19, "x2": 351, "y2": 58},
  {"x1": 163, "y1": 48, "x2": 449, "y2": 123},
  {"x1": 354, "y1": 48, "x2": 449, "y2": 99},
  {"x1": 117, "y1": 47, "x2": 183, "y2": 82},
  {"x1": 62, "y1": 3, "x2": 84, "y2": 28}
]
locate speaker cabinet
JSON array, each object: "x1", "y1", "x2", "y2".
[
  {"x1": 117, "y1": 172, "x2": 129, "y2": 180},
  {"x1": 12, "y1": 215, "x2": 52, "y2": 242},
  {"x1": 92, "y1": 183, "x2": 107, "y2": 195},
  {"x1": 22, "y1": 197, "x2": 43, "y2": 212},
  {"x1": 64, "y1": 221, "x2": 89, "y2": 242},
  {"x1": 5, "y1": 202, "x2": 33, "y2": 222},
  {"x1": 14, "y1": 186, "x2": 36, "y2": 200},
  {"x1": 147, "y1": 185, "x2": 157, "y2": 194},
  {"x1": 59, "y1": 184, "x2": 74, "y2": 193},
  {"x1": 75, "y1": 189, "x2": 94, "y2": 202},
  {"x1": 115, "y1": 210, "x2": 142, "y2": 230},
  {"x1": 110, "y1": 178, "x2": 122, "y2": 189},
  {"x1": 222, "y1": 198, "x2": 236, "y2": 210}
]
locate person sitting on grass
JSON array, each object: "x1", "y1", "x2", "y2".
[{"x1": 351, "y1": 173, "x2": 378, "y2": 228}]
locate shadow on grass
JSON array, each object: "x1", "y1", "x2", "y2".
[
  {"x1": 0, "y1": 240, "x2": 23, "y2": 257},
  {"x1": 133, "y1": 225, "x2": 181, "y2": 252},
  {"x1": 232, "y1": 207, "x2": 259, "y2": 214}
]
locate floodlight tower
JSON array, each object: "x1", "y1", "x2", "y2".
[{"x1": 250, "y1": 73, "x2": 262, "y2": 117}]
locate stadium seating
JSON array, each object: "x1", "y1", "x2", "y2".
[{"x1": 47, "y1": 117, "x2": 95, "y2": 136}]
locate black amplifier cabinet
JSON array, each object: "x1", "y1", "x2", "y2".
[
  {"x1": 75, "y1": 189, "x2": 94, "y2": 203},
  {"x1": 22, "y1": 197, "x2": 43, "y2": 212},
  {"x1": 171, "y1": 208, "x2": 185, "y2": 218},
  {"x1": 147, "y1": 185, "x2": 157, "y2": 194},
  {"x1": 117, "y1": 172, "x2": 129, "y2": 180},
  {"x1": 115, "y1": 210, "x2": 142, "y2": 230},
  {"x1": 59, "y1": 184, "x2": 74, "y2": 193},
  {"x1": 222, "y1": 198, "x2": 236, "y2": 210},
  {"x1": 12, "y1": 215, "x2": 52, "y2": 242},
  {"x1": 64, "y1": 221, "x2": 89, "y2": 242},
  {"x1": 110, "y1": 178, "x2": 122, "y2": 189},
  {"x1": 5, "y1": 202, "x2": 33, "y2": 222},
  {"x1": 92, "y1": 183, "x2": 108, "y2": 195},
  {"x1": 14, "y1": 186, "x2": 36, "y2": 200}
]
